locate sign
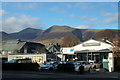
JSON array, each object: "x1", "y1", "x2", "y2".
[
  {"x1": 12, "y1": 56, "x2": 43, "y2": 63},
  {"x1": 62, "y1": 48, "x2": 74, "y2": 54},
  {"x1": 82, "y1": 43, "x2": 100, "y2": 47},
  {"x1": 32, "y1": 56, "x2": 43, "y2": 63}
]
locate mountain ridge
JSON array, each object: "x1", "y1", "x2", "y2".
[{"x1": 1, "y1": 25, "x2": 120, "y2": 45}]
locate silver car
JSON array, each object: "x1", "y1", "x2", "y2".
[
  {"x1": 40, "y1": 61, "x2": 59, "y2": 71},
  {"x1": 74, "y1": 61, "x2": 92, "y2": 72}
]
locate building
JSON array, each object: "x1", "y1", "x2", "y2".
[
  {"x1": 61, "y1": 39, "x2": 112, "y2": 62},
  {"x1": 46, "y1": 43, "x2": 62, "y2": 61},
  {"x1": 61, "y1": 47, "x2": 75, "y2": 61},
  {"x1": 0, "y1": 39, "x2": 48, "y2": 62},
  {"x1": 8, "y1": 54, "x2": 47, "y2": 63}
]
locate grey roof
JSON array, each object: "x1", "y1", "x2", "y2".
[
  {"x1": 46, "y1": 44, "x2": 60, "y2": 53},
  {"x1": 0, "y1": 40, "x2": 26, "y2": 51}
]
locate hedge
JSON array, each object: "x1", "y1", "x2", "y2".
[
  {"x1": 2, "y1": 63, "x2": 39, "y2": 71},
  {"x1": 57, "y1": 63, "x2": 75, "y2": 72}
]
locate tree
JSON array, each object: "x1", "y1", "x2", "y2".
[
  {"x1": 61, "y1": 34, "x2": 79, "y2": 47},
  {"x1": 112, "y1": 38, "x2": 120, "y2": 54},
  {"x1": 95, "y1": 29, "x2": 114, "y2": 41}
]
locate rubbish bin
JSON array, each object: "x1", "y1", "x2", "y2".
[
  {"x1": 78, "y1": 65, "x2": 84, "y2": 74},
  {"x1": 102, "y1": 59, "x2": 109, "y2": 70}
]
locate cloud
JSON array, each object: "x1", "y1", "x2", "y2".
[
  {"x1": 63, "y1": 3, "x2": 73, "y2": 8},
  {"x1": 52, "y1": 19, "x2": 64, "y2": 22},
  {"x1": 110, "y1": 3, "x2": 118, "y2": 10},
  {"x1": 0, "y1": 10, "x2": 6, "y2": 15},
  {"x1": 75, "y1": 3, "x2": 93, "y2": 10},
  {"x1": 101, "y1": 12, "x2": 118, "y2": 24},
  {"x1": 3, "y1": 3, "x2": 39, "y2": 10},
  {"x1": 80, "y1": 16, "x2": 98, "y2": 22},
  {"x1": 50, "y1": 6, "x2": 66, "y2": 14},
  {"x1": 69, "y1": 14, "x2": 77, "y2": 18},
  {"x1": 16, "y1": 3, "x2": 38, "y2": 9},
  {"x1": 63, "y1": 3, "x2": 93, "y2": 10},
  {"x1": 70, "y1": 14, "x2": 98, "y2": 27},
  {"x1": 75, "y1": 25, "x2": 91, "y2": 29},
  {"x1": 1, "y1": 15, "x2": 41, "y2": 33},
  {"x1": 70, "y1": 14, "x2": 98, "y2": 22}
]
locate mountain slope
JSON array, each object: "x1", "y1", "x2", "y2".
[
  {"x1": 34, "y1": 25, "x2": 83, "y2": 44},
  {"x1": 0, "y1": 32, "x2": 10, "y2": 40},
  {"x1": 1, "y1": 25, "x2": 120, "y2": 46},
  {"x1": 43, "y1": 25, "x2": 74, "y2": 33},
  {"x1": 9, "y1": 28, "x2": 42, "y2": 40}
]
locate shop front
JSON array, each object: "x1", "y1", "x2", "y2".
[
  {"x1": 73, "y1": 39, "x2": 112, "y2": 62},
  {"x1": 61, "y1": 48, "x2": 75, "y2": 61},
  {"x1": 8, "y1": 54, "x2": 47, "y2": 63},
  {"x1": 75, "y1": 49, "x2": 111, "y2": 62}
]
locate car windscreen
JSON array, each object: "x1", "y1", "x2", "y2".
[{"x1": 74, "y1": 62, "x2": 81, "y2": 65}]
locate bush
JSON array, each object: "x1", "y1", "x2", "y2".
[
  {"x1": 2, "y1": 63, "x2": 39, "y2": 71},
  {"x1": 57, "y1": 63, "x2": 74, "y2": 72}
]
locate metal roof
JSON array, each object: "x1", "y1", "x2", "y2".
[{"x1": 0, "y1": 40, "x2": 26, "y2": 51}]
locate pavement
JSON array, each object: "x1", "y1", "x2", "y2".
[{"x1": 1, "y1": 70, "x2": 120, "y2": 80}]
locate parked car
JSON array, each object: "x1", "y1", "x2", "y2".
[
  {"x1": 1, "y1": 59, "x2": 7, "y2": 63},
  {"x1": 74, "y1": 61, "x2": 92, "y2": 72},
  {"x1": 40, "y1": 61, "x2": 60, "y2": 71}
]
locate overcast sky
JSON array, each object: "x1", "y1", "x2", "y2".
[{"x1": 1, "y1": 2, "x2": 118, "y2": 33}]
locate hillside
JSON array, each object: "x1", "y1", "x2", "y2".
[
  {"x1": 9, "y1": 28, "x2": 42, "y2": 40},
  {"x1": 1, "y1": 25, "x2": 120, "y2": 46}
]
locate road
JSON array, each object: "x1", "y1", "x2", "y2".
[{"x1": 1, "y1": 70, "x2": 120, "y2": 80}]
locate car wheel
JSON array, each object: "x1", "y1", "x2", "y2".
[
  {"x1": 49, "y1": 67, "x2": 53, "y2": 71},
  {"x1": 88, "y1": 67, "x2": 92, "y2": 72}
]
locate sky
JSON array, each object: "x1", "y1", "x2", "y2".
[{"x1": 1, "y1": 2, "x2": 119, "y2": 33}]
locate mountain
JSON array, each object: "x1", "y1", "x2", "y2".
[
  {"x1": 43, "y1": 25, "x2": 74, "y2": 33},
  {"x1": 34, "y1": 25, "x2": 83, "y2": 44},
  {"x1": 82, "y1": 29, "x2": 120, "y2": 41},
  {"x1": 1, "y1": 25, "x2": 120, "y2": 45},
  {"x1": 0, "y1": 32, "x2": 10, "y2": 40},
  {"x1": 9, "y1": 28, "x2": 42, "y2": 40}
]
